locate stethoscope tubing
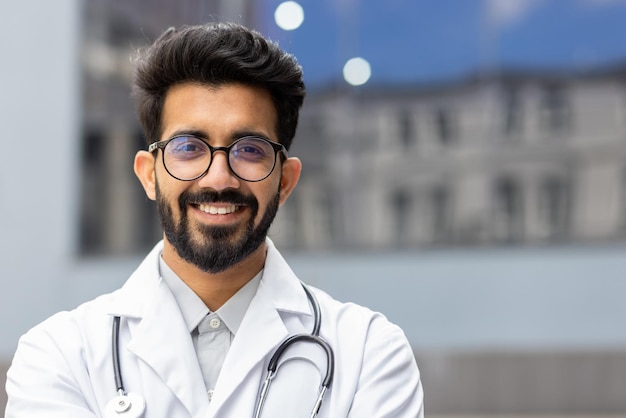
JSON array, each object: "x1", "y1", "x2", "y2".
[
  {"x1": 254, "y1": 283, "x2": 334, "y2": 418},
  {"x1": 301, "y1": 283, "x2": 321, "y2": 336},
  {"x1": 107, "y1": 316, "x2": 145, "y2": 418},
  {"x1": 266, "y1": 334, "x2": 334, "y2": 388},
  {"x1": 111, "y1": 315, "x2": 125, "y2": 395}
]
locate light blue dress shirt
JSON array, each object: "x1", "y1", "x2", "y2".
[{"x1": 159, "y1": 255, "x2": 262, "y2": 401}]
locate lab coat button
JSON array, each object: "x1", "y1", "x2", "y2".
[
  {"x1": 209, "y1": 318, "x2": 221, "y2": 329},
  {"x1": 207, "y1": 389, "x2": 214, "y2": 402}
]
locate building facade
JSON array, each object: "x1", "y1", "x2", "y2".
[
  {"x1": 271, "y1": 70, "x2": 626, "y2": 251},
  {"x1": 78, "y1": 1, "x2": 626, "y2": 255}
]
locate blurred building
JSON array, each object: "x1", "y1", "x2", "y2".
[
  {"x1": 79, "y1": 1, "x2": 626, "y2": 255},
  {"x1": 275, "y1": 69, "x2": 626, "y2": 251}
]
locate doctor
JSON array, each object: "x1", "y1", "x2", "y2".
[{"x1": 5, "y1": 22, "x2": 424, "y2": 417}]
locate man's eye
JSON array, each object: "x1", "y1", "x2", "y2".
[
  {"x1": 176, "y1": 143, "x2": 200, "y2": 152},
  {"x1": 232, "y1": 139, "x2": 272, "y2": 161},
  {"x1": 238, "y1": 145, "x2": 264, "y2": 156},
  {"x1": 167, "y1": 137, "x2": 207, "y2": 156}
]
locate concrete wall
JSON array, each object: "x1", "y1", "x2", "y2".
[{"x1": 417, "y1": 350, "x2": 626, "y2": 415}]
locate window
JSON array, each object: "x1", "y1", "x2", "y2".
[
  {"x1": 435, "y1": 107, "x2": 456, "y2": 145},
  {"x1": 541, "y1": 84, "x2": 571, "y2": 132},
  {"x1": 80, "y1": 127, "x2": 107, "y2": 254},
  {"x1": 314, "y1": 187, "x2": 336, "y2": 248},
  {"x1": 538, "y1": 176, "x2": 570, "y2": 240},
  {"x1": 492, "y1": 177, "x2": 523, "y2": 243},
  {"x1": 393, "y1": 189, "x2": 412, "y2": 246},
  {"x1": 502, "y1": 86, "x2": 523, "y2": 136},
  {"x1": 398, "y1": 108, "x2": 416, "y2": 149},
  {"x1": 79, "y1": 127, "x2": 161, "y2": 256},
  {"x1": 430, "y1": 185, "x2": 451, "y2": 243}
]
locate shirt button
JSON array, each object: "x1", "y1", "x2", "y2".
[
  {"x1": 209, "y1": 317, "x2": 221, "y2": 329},
  {"x1": 207, "y1": 389, "x2": 214, "y2": 402}
]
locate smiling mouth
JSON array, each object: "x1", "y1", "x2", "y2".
[{"x1": 194, "y1": 203, "x2": 240, "y2": 215}]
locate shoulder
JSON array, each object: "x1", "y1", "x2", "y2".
[
  {"x1": 310, "y1": 285, "x2": 406, "y2": 340},
  {"x1": 15, "y1": 291, "x2": 117, "y2": 358},
  {"x1": 309, "y1": 285, "x2": 417, "y2": 375},
  {"x1": 5, "y1": 291, "x2": 125, "y2": 416},
  {"x1": 309, "y1": 286, "x2": 424, "y2": 416},
  {"x1": 14, "y1": 241, "x2": 163, "y2": 355}
]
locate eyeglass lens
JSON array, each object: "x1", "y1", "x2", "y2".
[{"x1": 163, "y1": 136, "x2": 278, "y2": 181}]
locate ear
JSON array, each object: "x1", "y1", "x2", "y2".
[
  {"x1": 134, "y1": 150, "x2": 157, "y2": 201},
  {"x1": 278, "y1": 157, "x2": 301, "y2": 206}
]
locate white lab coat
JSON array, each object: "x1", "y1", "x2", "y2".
[{"x1": 5, "y1": 239, "x2": 424, "y2": 417}]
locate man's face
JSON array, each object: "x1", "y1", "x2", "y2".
[{"x1": 139, "y1": 82, "x2": 296, "y2": 273}]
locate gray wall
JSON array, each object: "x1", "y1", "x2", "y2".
[
  {"x1": 287, "y1": 244, "x2": 626, "y2": 350},
  {"x1": 0, "y1": 1, "x2": 80, "y2": 355}
]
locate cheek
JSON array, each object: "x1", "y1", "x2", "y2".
[
  {"x1": 155, "y1": 174, "x2": 184, "y2": 211},
  {"x1": 252, "y1": 183, "x2": 279, "y2": 216}
]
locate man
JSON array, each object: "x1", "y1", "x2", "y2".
[{"x1": 5, "y1": 22, "x2": 424, "y2": 417}]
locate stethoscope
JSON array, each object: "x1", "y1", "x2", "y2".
[{"x1": 104, "y1": 283, "x2": 335, "y2": 418}]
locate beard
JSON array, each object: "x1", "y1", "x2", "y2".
[{"x1": 156, "y1": 179, "x2": 280, "y2": 273}]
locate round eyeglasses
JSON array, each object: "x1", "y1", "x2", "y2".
[{"x1": 148, "y1": 135, "x2": 288, "y2": 182}]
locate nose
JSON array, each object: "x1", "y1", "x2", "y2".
[{"x1": 197, "y1": 150, "x2": 241, "y2": 191}]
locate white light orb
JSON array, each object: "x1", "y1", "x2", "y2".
[
  {"x1": 274, "y1": 1, "x2": 304, "y2": 31},
  {"x1": 343, "y1": 57, "x2": 371, "y2": 86}
]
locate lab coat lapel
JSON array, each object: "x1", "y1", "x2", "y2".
[
  {"x1": 207, "y1": 279, "x2": 288, "y2": 415},
  {"x1": 117, "y1": 245, "x2": 207, "y2": 417},
  {"x1": 208, "y1": 239, "x2": 313, "y2": 416}
]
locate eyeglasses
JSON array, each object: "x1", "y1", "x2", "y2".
[{"x1": 148, "y1": 135, "x2": 288, "y2": 182}]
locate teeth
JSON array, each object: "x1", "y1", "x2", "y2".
[{"x1": 198, "y1": 204, "x2": 238, "y2": 215}]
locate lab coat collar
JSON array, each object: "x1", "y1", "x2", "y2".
[
  {"x1": 106, "y1": 238, "x2": 313, "y2": 417},
  {"x1": 208, "y1": 238, "x2": 314, "y2": 415},
  {"x1": 107, "y1": 241, "x2": 164, "y2": 318},
  {"x1": 108, "y1": 239, "x2": 312, "y2": 317},
  {"x1": 107, "y1": 241, "x2": 208, "y2": 416},
  {"x1": 261, "y1": 237, "x2": 312, "y2": 316}
]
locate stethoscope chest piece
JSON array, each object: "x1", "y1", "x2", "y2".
[{"x1": 104, "y1": 393, "x2": 146, "y2": 418}]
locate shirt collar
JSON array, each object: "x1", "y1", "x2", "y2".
[
  {"x1": 217, "y1": 271, "x2": 262, "y2": 334},
  {"x1": 158, "y1": 254, "x2": 262, "y2": 335}
]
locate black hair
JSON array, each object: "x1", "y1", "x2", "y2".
[{"x1": 132, "y1": 21, "x2": 306, "y2": 150}]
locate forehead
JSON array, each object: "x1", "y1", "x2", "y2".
[{"x1": 160, "y1": 82, "x2": 278, "y2": 141}]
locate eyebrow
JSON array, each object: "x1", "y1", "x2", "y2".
[
  {"x1": 166, "y1": 129, "x2": 208, "y2": 140},
  {"x1": 230, "y1": 129, "x2": 274, "y2": 142},
  {"x1": 165, "y1": 129, "x2": 275, "y2": 143}
]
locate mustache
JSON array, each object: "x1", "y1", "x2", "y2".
[{"x1": 178, "y1": 189, "x2": 258, "y2": 211}]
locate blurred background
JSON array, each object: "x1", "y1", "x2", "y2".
[{"x1": 2, "y1": 0, "x2": 626, "y2": 416}]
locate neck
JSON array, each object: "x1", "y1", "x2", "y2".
[{"x1": 161, "y1": 240, "x2": 267, "y2": 312}]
